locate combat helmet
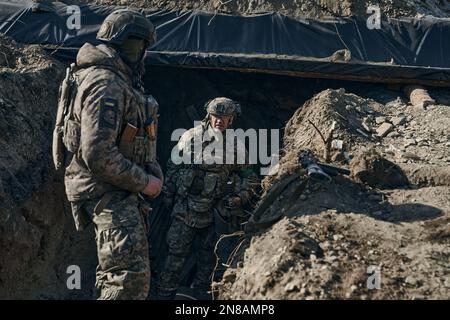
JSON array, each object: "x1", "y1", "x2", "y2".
[
  {"x1": 205, "y1": 97, "x2": 241, "y2": 119},
  {"x1": 96, "y1": 9, "x2": 156, "y2": 47}
]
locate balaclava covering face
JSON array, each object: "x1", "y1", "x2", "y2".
[
  {"x1": 116, "y1": 37, "x2": 148, "y2": 89},
  {"x1": 119, "y1": 37, "x2": 147, "y2": 68}
]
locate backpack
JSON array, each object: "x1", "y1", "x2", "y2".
[
  {"x1": 52, "y1": 62, "x2": 159, "y2": 171},
  {"x1": 52, "y1": 63, "x2": 79, "y2": 170}
]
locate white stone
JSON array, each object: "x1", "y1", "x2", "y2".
[{"x1": 376, "y1": 123, "x2": 394, "y2": 137}]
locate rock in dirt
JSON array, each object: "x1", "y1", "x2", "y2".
[
  {"x1": 391, "y1": 116, "x2": 406, "y2": 126},
  {"x1": 376, "y1": 123, "x2": 394, "y2": 137}
]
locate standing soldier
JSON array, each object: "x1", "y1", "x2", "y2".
[
  {"x1": 158, "y1": 97, "x2": 259, "y2": 299},
  {"x1": 53, "y1": 9, "x2": 163, "y2": 299}
]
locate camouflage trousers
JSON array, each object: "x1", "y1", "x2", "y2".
[
  {"x1": 158, "y1": 216, "x2": 216, "y2": 298},
  {"x1": 82, "y1": 191, "x2": 150, "y2": 300}
]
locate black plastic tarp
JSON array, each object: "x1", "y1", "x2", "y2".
[{"x1": 1, "y1": 0, "x2": 450, "y2": 86}]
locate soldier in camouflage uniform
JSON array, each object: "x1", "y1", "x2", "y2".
[
  {"x1": 158, "y1": 97, "x2": 259, "y2": 299},
  {"x1": 59, "y1": 10, "x2": 163, "y2": 299}
]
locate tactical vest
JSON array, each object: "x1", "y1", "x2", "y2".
[
  {"x1": 52, "y1": 63, "x2": 158, "y2": 171},
  {"x1": 173, "y1": 125, "x2": 232, "y2": 216}
]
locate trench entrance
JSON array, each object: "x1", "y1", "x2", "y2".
[
  {"x1": 142, "y1": 65, "x2": 402, "y2": 297},
  {"x1": 144, "y1": 65, "x2": 402, "y2": 168}
]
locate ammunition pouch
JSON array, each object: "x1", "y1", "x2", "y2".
[
  {"x1": 183, "y1": 168, "x2": 221, "y2": 197},
  {"x1": 175, "y1": 169, "x2": 193, "y2": 197},
  {"x1": 132, "y1": 136, "x2": 146, "y2": 164},
  {"x1": 170, "y1": 196, "x2": 213, "y2": 228},
  {"x1": 189, "y1": 169, "x2": 205, "y2": 195},
  {"x1": 187, "y1": 197, "x2": 212, "y2": 213},
  {"x1": 173, "y1": 166, "x2": 218, "y2": 210},
  {"x1": 118, "y1": 123, "x2": 157, "y2": 167},
  {"x1": 203, "y1": 172, "x2": 219, "y2": 197},
  {"x1": 63, "y1": 119, "x2": 81, "y2": 154},
  {"x1": 174, "y1": 167, "x2": 204, "y2": 197},
  {"x1": 187, "y1": 172, "x2": 220, "y2": 213}
]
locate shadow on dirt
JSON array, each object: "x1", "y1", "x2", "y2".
[{"x1": 250, "y1": 170, "x2": 443, "y2": 231}]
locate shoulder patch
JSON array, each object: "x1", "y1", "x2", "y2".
[{"x1": 99, "y1": 98, "x2": 118, "y2": 129}]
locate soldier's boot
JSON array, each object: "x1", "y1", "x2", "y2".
[
  {"x1": 191, "y1": 262, "x2": 214, "y2": 300},
  {"x1": 157, "y1": 217, "x2": 197, "y2": 299},
  {"x1": 157, "y1": 252, "x2": 187, "y2": 300},
  {"x1": 156, "y1": 287, "x2": 177, "y2": 300}
]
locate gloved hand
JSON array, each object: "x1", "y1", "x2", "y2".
[
  {"x1": 142, "y1": 175, "x2": 163, "y2": 198},
  {"x1": 225, "y1": 196, "x2": 242, "y2": 209},
  {"x1": 243, "y1": 215, "x2": 258, "y2": 234}
]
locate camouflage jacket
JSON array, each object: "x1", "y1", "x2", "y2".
[
  {"x1": 162, "y1": 121, "x2": 258, "y2": 228},
  {"x1": 64, "y1": 43, "x2": 161, "y2": 202}
]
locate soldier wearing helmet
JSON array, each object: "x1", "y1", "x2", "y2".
[
  {"x1": 59, "y1": 9, "x2": 162, "y2": 299},
  {"x1": 158, "y1": 97, "x2": 259, "y2": 299}
]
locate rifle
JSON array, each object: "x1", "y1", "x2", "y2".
[{"x1": 298, "y1": 150, "x2": 350, "y2": 182}]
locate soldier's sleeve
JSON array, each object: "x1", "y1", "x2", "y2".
[
  {"x1": 161, "y1": 129, "x2": 192, "y2": 201},
  {"x1": 80, "y1": 82, "x2": 149, "y2": 193}
]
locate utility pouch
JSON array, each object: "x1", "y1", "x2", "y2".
[
  {"x1": 145, "y1": 95, "x2": 159, "y2": 141},
  {"x1": 133, "y1": 136, "x2": 145, "y2": 165},
  {"x1": 189, "y1": 169, "x2": 205, "y2": 196},
  {"x1": 145, "y1": 117, "x2": 157, "y2": 141},
  {"x1": 202, "y1": 172, "x2": 218, "y2": 197},
  {"x1": 187, "y1": 197, "x2": 213, "y2": 213},
  {"x1": 119, "y1": 123, "x2": 138, "y2": 159},
  {"x1": 63, "y1": 119, "x2": 81, "y2": 154},
  {"x1": 176, "y1": 170, "x2": 193, "y2": 197},
  {"x1": 144, "y1": 137, "x2": 157, "y2": 164}
]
